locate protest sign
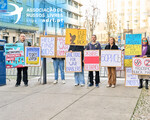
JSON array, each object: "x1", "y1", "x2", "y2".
[
  {"x1": 124, "y1": 55, "x2": 135, "y2": 67},
  {"x1": 101, "y1": 50, "x2": 122, "y2": 67},
  {"x1": 84, "y1": 50, "x2": 100, "y2": 71},
  {"x1": 125, "y1": 67, "x2": 139, "y2": 87},
  {"x1": 132, "y1": 57, "x2": 150, "y2": 75},
  {"x1": 125, "y1": 34, "x2": 142, "y2": 55},
  {"x1": 56, "y1": 36, "x2": 69, "y2": 58},
  {"x1": 40, "y1": 36, "x2": 56, "y2": 58},
  {"x1": 116, "y1": 51, "x2": 124, "y2": 71},
  {"x1": 65, "y1": 52, "x2": 82, "y2": 72},
  {"x1": 25, "y1": 47, "x2": 41, "y2": 67},
  {"x1": 5, "y1": 43, "x2": 25, "y2": 68},
  {"x1": 65, "y1": 28, "x2": 86, "y2": 46}
]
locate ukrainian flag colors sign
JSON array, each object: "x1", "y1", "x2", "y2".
[
  {"x1": 25, "y1": 47, "x2": 41, "y2": 67},
  {"x1": 125, "y1": 34, "x2": 142, "y2": 55}
]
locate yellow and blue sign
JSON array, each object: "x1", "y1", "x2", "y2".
[{"x1": 25, "y1": 47, "x2": 41, "y2": 67}]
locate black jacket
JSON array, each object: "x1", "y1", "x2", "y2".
[
  {"x1": 105, "y1": 44, "x2": 118, "y2": 50},
  {"x1": 68, "y1": 45, "x2": 84, "y2": 65},
  {"x1": 145, "y1": 46, "x2": 150, "y2": 57}
]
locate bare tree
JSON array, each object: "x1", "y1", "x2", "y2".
[
  {"x1": 83, "y1": 0, "x2": 100, "y2": 41},
  {"x1": 107, "y1": 12, "x2": 117, "y2": 38}
]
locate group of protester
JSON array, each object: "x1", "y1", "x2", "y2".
[{"x1": 15, "y1": 34, "x2": 149, "y2": 89}]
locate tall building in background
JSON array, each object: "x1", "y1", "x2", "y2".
[
  {"x1": 0, "y1": 0, "x2": 39, "y2": 43},
  {"x1": 35, "y1": 0, "x2": 83, "y2": 44},
  {"x1": 107, "y1": 0, "x2": 150, "y2": 39}
]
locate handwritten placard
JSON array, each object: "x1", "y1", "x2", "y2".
[
  {"x1": 40, "y1": 36, "x2": 55, "y2": 58},
  {"x1": 65, "y1": 52, "x2": 82, "y2": 72},
  {"x1": 56, "y1": 36, "x2": 69, "y2": 58},
  {"x1": 5, "y1": 43, "x2": 25, "y2": 68},
  {"x1": 84, "y1": 50, "x2": 100, "y2": 71},
  {"x1": 125, "y1": 67, "x2": 139, "y2": 87},
  {"x1": 101, "y1": 50, "x2": 122, "y2": 67},
  {"x1": 65, "y1": 28, "x2": 86, "y2": 46},
  {"x1": 116, "y1": 51, "x2": 124, "y2": 71},
  {"x1": 132, "y1": 57, "x2": 150, "y2": 75},
  {"x1": 125, "y1": 34, "x2": 142, "y2": 55},
  {"x1": 25, "y1": 47, "x2": 41, "y2": 67}
]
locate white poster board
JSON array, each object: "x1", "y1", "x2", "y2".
[
  {"x1": 125, "y1": 67, "x2": 139, "y2": 87},
  {"x1": 132, "y1": 57, "x2": 150, "y2": 75},
  {"x1": 56, "y1": 37, "x2": 69, "y2": 58},
  {"x1": 101, "y1": 50, "x2": 122, "y2": 67},
  {"x1": 65, "y1": 52, "x2": 82, "y2": 73},
  {"x1": 84, "y1": 50, "x2": 100, "y2": 71},
  {"x1": 40, "y1": 36, "x2": 55, "y2": 57}
]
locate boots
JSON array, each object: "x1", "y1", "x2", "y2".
[
  {"x1": 138, "y1": 79, "x2": 143, "y2": 89},
  {"x1": 145, "y1": 79, "x2": 149, "y2": 90}
]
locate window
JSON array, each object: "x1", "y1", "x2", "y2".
[
  {"x1": 68, "y1": 12, "x2": 73, "y2": 18},
  {"x1": 16, "y1": 0, "x2": 22, "y2": 3},
  {"x1": 68, "y1": 24, "x2": 73, "y2": 28},
  {"x1": 74, "y1": 14, "x2": 78, "y2": 20},
  {"x1": 13, "y1": 37, "x2": 16, "y2": 43},
  {"x1": 74, "y1": 2, "x2": 78, "y2": 8},
  {"x1": 68, "y1": 0, "x2": 72, "y2": 5},
  {"x1": 26, "y1": 0, "x2": 31, "y2": 6}
]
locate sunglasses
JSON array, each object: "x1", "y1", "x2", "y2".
[{"x1": 143, "y1": 40, "x2": 147, "y2": 42}]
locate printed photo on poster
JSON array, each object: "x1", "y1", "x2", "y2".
[{"x1": 5, "y1": 43, "x2": 25, "y2": 68}]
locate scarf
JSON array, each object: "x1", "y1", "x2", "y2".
[{"x1": 140, "y1": 44, "x2": 148, "y2": 57}]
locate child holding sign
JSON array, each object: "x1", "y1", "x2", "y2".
[
  {"x1": 105, "y1": 37, "x2": 118, "y2": 88},
  {"x1": 136, "y1": 37, "x2": 150, "y2": 89}
]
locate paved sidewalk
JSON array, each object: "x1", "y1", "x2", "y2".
[{"x1": 0, "y1": 73, "x2": 141, "y2": 120}]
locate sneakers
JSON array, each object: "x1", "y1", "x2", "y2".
[
  {"x1": 15, "y1": 84, "x2": 20, "y2": 87},
  {"x1": 74, "y1": 84, "x2": 79, "y2": 86},
  {"x1": 62, "y1": 80, "x2": 66, "y2": 84},
  {"x1": 95, "y1": 84, "x2": 99, "y2": 88},
  {"x1": 88, "y1": 83, "x2": 94, "y2": 87},
  {"x1": 106, "y1": 84, "x2": 111, "y2": 88},
  {"x1": 80, "y1": 84, "x2": 85, "y2": 87},
  {"x1": 53, "y1": 80, "x2": 58, "y2": 84},
  {"x1": 111, "y1": 85, "x2": 115, "y2": 88}
]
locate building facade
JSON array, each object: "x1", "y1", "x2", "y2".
[{"x1": 0, "y1": 0, "x2": 39, "y2": 44}]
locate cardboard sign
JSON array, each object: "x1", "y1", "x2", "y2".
[
  {"x1": 84, "y1": 50, "x2": 100, "y2": 71},
  {"x1": 116, "y1": 51, "x2": 124, "y2": 71},
  {"x1": 25, "y1": 47, "x2": 41, "y2": 67},
  {"x1": 132, "y1": 57, "x2": 150, "y2": 75},
  {"x1": 40, "y1": 36, "x2": 55, "y2": 58},
  {"x1": 101, "y1": 50, "x2": 122, "y2": 67},
  {"x1": 124, "y1": 55, "x2": 135, "y2": 67},
  {"x1": 56, "y1": 36, "x2": 69, "y2": 58},
  {"x1": 125, "y1": 34, "x2": 142, "y2": 55},
  {"x1": 65, "y1": 52, "x2": 82, "y2": 72},
  {"x1": 5, "y1": 43, "x2": 25, "y2": 68},
  {"x1": 125, "y1": 67, "x2": 139, "y2": 87},
  {"x1": 65, "y1": 28, "x2": 86, "y2": 46}
]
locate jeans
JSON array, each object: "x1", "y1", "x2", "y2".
[
  {"x1": 53, "y1": 59, "x2": 65, "y2": 80},
  {"x1": 74, "y1": 66, "x2": 85, "y2": 85},
  {"x1": 16, "y1": 67, "x2": 28, "y2": 85}
]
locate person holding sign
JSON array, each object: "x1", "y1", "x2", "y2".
[
  {"x1": 136, "y1": 37, "x2": 150, "y2": 89},
  {"x1": 15, "y1": 34, "x2": 31, "y2": 87},
  {"x1": 105, "y1": 37, "x2": 118, "y2": 88},
  {"x1": 85, "y1": 35, "x2": 101, "y2": 87},
  {"x1": 68, "y1": 45, "x2": 85, "y2": 87},
  {"x1": 52, "y1": 58, "x2": 65, "y2": 84}
]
